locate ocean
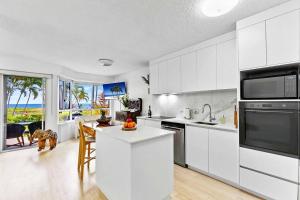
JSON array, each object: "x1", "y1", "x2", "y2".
[{"x1": 8, "y1": 104, "x2": 43, "y2": 108}]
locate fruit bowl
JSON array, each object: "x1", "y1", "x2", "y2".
[
  {"x1": 122, "y1": 118, "x2": 136, "y2": 131},
  {"x1": 122, "y1": 127, "x2": 137, "y2": 131}
]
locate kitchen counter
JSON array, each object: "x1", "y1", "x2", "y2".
[
  {"x1": 95, "y1": 126, "x2": 174, "y2": 200},
  {"x1": 138, "y1": 116, "x2": 238, "y2": 132},
  {"x1": 163, "y1": 118, "x2": 238, "y2": 132},
  {"x1": 95, "y1": 125, "x2": 174, "y2": 144}
]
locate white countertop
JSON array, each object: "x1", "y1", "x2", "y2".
[
  {"x1": 137, "y1": 116, "x2": 238, "y2": 132},
  {"x1": 95, "y1": 125, "x2": 175, "y2": 144}
]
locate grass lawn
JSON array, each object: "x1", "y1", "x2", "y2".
[{"x1": 7, "y1": 108, "x2": 43, "y2": 123}]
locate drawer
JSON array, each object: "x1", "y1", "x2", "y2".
[
  {"x1": 240, "y1": 167, "x2": 298, "y2": 200},
  {"x1": 240, "y1": 147, "x2": 298, "y2": 182}
]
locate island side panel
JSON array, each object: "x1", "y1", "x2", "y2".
[
  {"x1": 131, "y1": 135, "x2": 174, "y2": 200},
  {"x1": 96, "y1": 134, "x2": 132, "y2": 200}
]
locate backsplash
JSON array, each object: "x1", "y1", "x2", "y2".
[{"x1": 151, "y1": 89, "x2": 237, "y2": 125}]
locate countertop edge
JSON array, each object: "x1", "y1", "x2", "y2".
[{"x1": 95, "y1": 126, "x2": 175, "y2": 144}]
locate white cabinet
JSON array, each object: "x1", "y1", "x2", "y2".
[
  {"x1": 158, "y1": 61, "x2": 168, "y2": 94},
  {"x1": 217, "y1": 39, "x2": 237, "y2": 89},
  {"x1": 181, "y1": 52, "x2": 198, "y2": 92},
  {"x1": 238, "y1": 22, "x2": 267, "y2": 70},
  {"x1": 209, "y1": 129, "x2": 239, "y2": 184},
  {"x1": 137, "y1": 118, "x2": 145, "y2": 126},
  {"x1": 240, "y1": 168, "x2": 298, "y2": 200},
  {"x1": 144, "y1": 120, "x2": 161, "y2": 129},
  {"x1": 149, "y1": 64, "x2": 159, "y2": 94},
  {"x1": 197, "y1": 46, "x2": 217, "y2": 91},
  {"x1": 186, "y1": 126, "x2": 209, "y2": 172},
  {"x1": 167, "y1": 57, "x2": 181, "y2": 93},
  {"x1": 266, "y1": 10, "x2": 300, "y2": 65}
]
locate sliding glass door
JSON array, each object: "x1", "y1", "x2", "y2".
[{"x1": 3, "y1": 75, "x2": 46, "y2": 150}]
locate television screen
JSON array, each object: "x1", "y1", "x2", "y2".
[{"x1": 103, "y1": 82, "x2": 126, "y2": 97}]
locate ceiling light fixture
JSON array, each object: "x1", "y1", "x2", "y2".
[
  {"x1": 98, "y1": 58, "x2": 114, "y2": 66},
  {"x1": 201, "y1": 0, "x2": 239, "y2": 17}
]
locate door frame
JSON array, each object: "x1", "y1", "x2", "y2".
[{"x1": 0, "y1": 70, "x2": 51, "y2": 152}]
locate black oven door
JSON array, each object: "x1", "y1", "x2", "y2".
[{"x1": 239, "y1": 102, "x2": 298, "y2": 157}]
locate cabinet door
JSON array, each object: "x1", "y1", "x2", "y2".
[
  {"x1": 137, "y1": 119, "x2": 145, "y2": 126},
  {"x1": 167, "y1": 57, "x2": 181, "y2": 93},
  {"x1": 181, "y1": 52, "x2": 198, "y2": 92},
  {"x1": 209, "y1": 129, "x2": 239, "y2": 184},
  {"x1": 186, "y1": 126, "x2": 209, "y2": 172},
  {"x1": 197, "y1": 45, "x2": 217, "y2": 91},
  {"x1": 158, "y1": 61, "x2": 169, "y2": 94},
  {"x1": 145, "y1": 120, "x2": 161, "y2": 128},
  {"x1": 266, "y1": 10, "x2": 300, "y2": 65},
  {"x1": 217, "y1": 39, "x2": 237, "y2": 89},
  {"x1": 238, "y1": 22, "x2": 267, "y2": 70},
  {"x1": 150, "y1": 64, "x2": 159, "y2": 94}
]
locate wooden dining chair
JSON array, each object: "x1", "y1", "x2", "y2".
[{"x1": 78, "y1": 122, "x2": 96, "y2": 180}]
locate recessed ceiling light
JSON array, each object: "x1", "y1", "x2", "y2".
[
  {"x1": 201, "y1": 0, "x2": 239, "y2": 17},
  {"x1": 98, "y1": 58, "x2": 114, "y2": 66}
]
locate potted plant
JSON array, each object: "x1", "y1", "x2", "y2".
[{"x1": 119, "y1": 94, "x2": 129, "y2": 111}]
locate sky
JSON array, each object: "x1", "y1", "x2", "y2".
[{"x1": 9, "y1": 90, "x2": 43, "y2": 104}]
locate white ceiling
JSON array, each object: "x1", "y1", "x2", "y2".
[{"x1": 0, "y1": 0, "x2": 290, "y2": 76}]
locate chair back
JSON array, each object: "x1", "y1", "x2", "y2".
[
  {"x1": 82, "y1": 125, "x2": 96, "y2": 138},
  {"x1": 28, "y1": 121, "x2": 43, "y2": 135},
  {"x1": 6, "y1": 124, "x2": 25, "y2": 139}
]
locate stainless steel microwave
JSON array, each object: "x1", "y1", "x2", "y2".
[{"x1": 241, "y1": 67, "x2": 298, "y2": 99}]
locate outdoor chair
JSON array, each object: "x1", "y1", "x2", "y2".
[{"x1": 6, "y1": 124, "x2": 26, "y2": 147}]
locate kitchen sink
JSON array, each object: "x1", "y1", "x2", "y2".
[{"x1": 194, "y1": 121, "x2": 218, "y2": 126}]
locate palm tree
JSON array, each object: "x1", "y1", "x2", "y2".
[
  {"x1": 111, "y1": 85, "x2": 123, "y2": 95},
  {"x1": 6, "y1": 76, "x2": 22, "y2": 107},
  {"x1": 23, "y1": 78, "x2": 43, "y2": 113},
  {"x1": 72, "y1": 85, "x2": 89, "y2": 109}
]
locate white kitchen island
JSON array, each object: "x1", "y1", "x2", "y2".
[{"x1": 95, "y1": 125, "x2": 175, "y2": 200}]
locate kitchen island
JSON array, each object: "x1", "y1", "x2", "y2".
[{"x1": 95, "y1": 125, "x2": 175, "y2": 200}]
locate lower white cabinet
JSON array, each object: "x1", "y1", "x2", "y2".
[
  {"x1": 240, "y1": 167, "x2": 298, "y2": 200},
  {"x1": 145, "y1": 120, "x2": 161, "y2": 128},
  {"x1": 186, "y1": 126, "x2": 209, "y2": 172},
  {"x1": 58, "y1": 121, "x2": 75, "y2": 142},
  {"x1": 137, "y1": 119, "x2": 145, "y2": 126},
  {"x1": 186, "y1": 126, "x2": 239, "y2": 184},
  {"x1": 209, "y1": 129, "x2": 239, "y2": 184}
]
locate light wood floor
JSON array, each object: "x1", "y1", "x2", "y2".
[{"x1": 0, "y1": 140, "x2": 261, "y2": 200}]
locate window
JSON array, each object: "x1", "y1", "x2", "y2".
[{"x1": 58, "y1": 79, "x2": 111, "y2": 122}]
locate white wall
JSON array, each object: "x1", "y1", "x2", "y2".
[{"x1": 113, "y1": 67, "x2": 151, "y2": 115}]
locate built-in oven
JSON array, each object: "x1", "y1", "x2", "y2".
[
  {"x1": 241, "y1": 66, "x2": 299, "y2": 99},
  {"x1": 239, "y1": 101, "x2": 299, "y2": 158}
]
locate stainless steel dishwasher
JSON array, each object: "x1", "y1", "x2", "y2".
[{"x1": 161, "y1": 121, "x2": 186, "y2": 167}]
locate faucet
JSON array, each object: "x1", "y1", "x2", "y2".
[{"x1": 202, "y1": 104, "x2": 216, "y2": 122}]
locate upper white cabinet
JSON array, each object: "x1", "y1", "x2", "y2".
[
  {"x1": 181, "y1": 52, "x2": 198, "y2": 92},
  {"x1": 266, "y1": 10, "x2": 300, "y2": 65},
  {"x1": 238, "y1": 21, "x2": 267, "y2": 70},
  {"x1": 158, "y1": 61, "x2": 169, "y2": 94},
  {"x1": 217, "y1": 39, "x2": 237, "y2": 89},
  {"x1": 167, "y1": 57, "x2": 182, "y2": 93},
  {"x1": 186, "y1": 126, "x2": 209, "y2": 172},
  {"x1": 209, "y1": 129, "x2": 239, "y2": 184},
  {"x1": 197, "y1": 46, "x2": 217, "y2": 91},
  {"x1": 149, "y1": 31, "x2": 237, "y2": 94},
  {"x1": 150, "y1": 64, "x2": 159, "y2": 94},
  {"x1": 237, "y1": 1, "x2": 300, "y2": 70}
]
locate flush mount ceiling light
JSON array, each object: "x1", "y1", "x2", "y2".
[
  {"x1": 201, "y1": 0, "x2": 239, "y2": 17},
  {"x1": 98, "y1": 58, "x2": 114, "y2": 66}
]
